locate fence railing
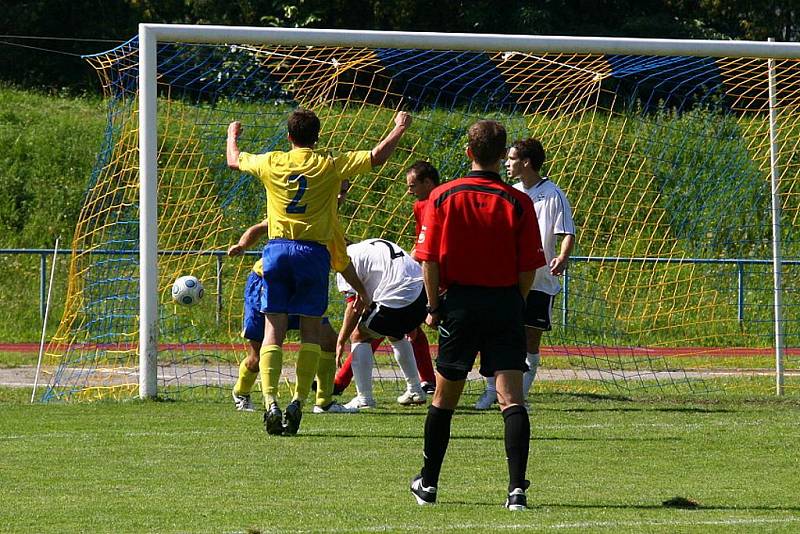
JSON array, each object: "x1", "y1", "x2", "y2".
[{"x1": 2, "y1": 248, "x2": 798, "y2": 327}]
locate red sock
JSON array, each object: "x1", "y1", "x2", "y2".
[
  {"x1": 410, "y1": 327, "x2": 435, "y2": 384},
  {"x1": 334, "y1": 337, "x2": 386, "y2": 393}
]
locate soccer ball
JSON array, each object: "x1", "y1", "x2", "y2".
[{"x1": 172, "y1": 275, "x2": 204, "y2": 306}]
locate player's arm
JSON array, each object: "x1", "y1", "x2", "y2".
[
  {"x1": 549, "y1": 233, "x2": 575, "y2": 276},
  {"x1": 370, "y1": 111, "x2": 412, "y2": 167},
  {"x1": 422, "y1": 260, "x2": 441, "y2": 327},
  {"x1": 227, "y1": 220, "x2": 268, "y2": 256},
  {"x1": 518, "y1": 270, "x2": 536, "y2": 301},
  {"x1": 336, "y1": 296, "x2": 360, "y2": 366},
  {"x1": 338, "y1": 262, "x2": 370, "y2": 313},
  {"x1": 226, "y1": 121, "x2": 242, "y2": 170}
]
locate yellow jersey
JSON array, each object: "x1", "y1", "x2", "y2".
[
  {"x1": 238, "y1": 148, "x2": 371, "y2": 244},
  {"x1": 250, "y1": 217, "x2": 350, "y2": 276}
]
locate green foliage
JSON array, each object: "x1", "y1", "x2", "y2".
[
  {"x1": 0, "y1": 86, "x2": 105, "y2": 247},
  {"x1": 2, "y1": 1, "x2": 799, "y2": 92},
  {"x1": 1, "y1": 389, "x2": 799, "y2": 531}
]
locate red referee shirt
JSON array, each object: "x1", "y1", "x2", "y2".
[
  {"x1": 416, "y1": 170, "x2": 545, "y2": 289},
  {"x1": 413, "y1": 198, "x2": 428, "y2": 238}
]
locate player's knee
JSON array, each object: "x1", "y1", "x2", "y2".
[{"x1": 436, "y1": 365, "x2": 467, "y2": 382}]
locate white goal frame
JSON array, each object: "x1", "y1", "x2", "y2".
[{"x1": 138, "y1": 23, "x2": 800, "y2": 398}]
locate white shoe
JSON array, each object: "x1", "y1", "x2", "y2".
[
  {"x1": 343, "y1": 396, "x2": 377, "y2": 410},
  {"x1": 474, "y1": 389, "x2": 497, "y2": 410},
  {"x1": 397, "y1": 390, "x2": 427, "y2": 405},
  {"x1": 312, "y1": 401, "x2": 357, "y2": 414},
  {"x1": 232, "y1": 391, "x2": 255, "y2": 411}
]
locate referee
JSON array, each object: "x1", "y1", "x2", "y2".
[{"x1": 409, "y1": 120, "x2": 545, "y2": 511}]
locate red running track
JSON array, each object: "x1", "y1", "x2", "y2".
[{"x1": 1, "y1": 342, "x2": 797, "y2": 357}]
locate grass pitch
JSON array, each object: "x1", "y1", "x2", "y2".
[{"x1": 1, "y1": 386, "x2": 799, "y2": 533}]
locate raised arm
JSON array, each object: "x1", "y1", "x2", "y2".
[
  {"x1": 227, "y1": 220, "x2": 268, "y2": 256},
  {"x1": 226, "y1": 121, "x2": 242, "y2": 170},
  {"x1": 370, "y1": 111, "x2": 412, "y2": 167}
]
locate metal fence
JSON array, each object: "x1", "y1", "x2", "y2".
[{"x1": 3, "y1": 248, "x2": 796, "y2": 326}]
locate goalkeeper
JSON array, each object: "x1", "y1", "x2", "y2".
[{"x1": 226, "y1": 109, "x2": 411, "y2": 436}]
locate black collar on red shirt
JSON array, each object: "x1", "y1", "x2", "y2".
[{"x1": 465, "y1": 170, "x2": 502, "y2": 181}]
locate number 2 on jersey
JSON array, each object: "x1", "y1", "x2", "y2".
[
  {"x1": 371, "y1": 239, "x2": 404, "y2": 259},
  {"x1": 286, "y1": 174, "x2": 307, "y2": 214}
]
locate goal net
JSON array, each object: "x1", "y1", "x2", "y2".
[{"x1": 40, "y1": 27, "x2": 800, "y2": 401}]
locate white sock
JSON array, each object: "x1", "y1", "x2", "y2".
[
  {"x1": 391, "y1": 338, "x2": 423, "y2": 393},
  {"x1": 523, "y1": 352, "x2": 540, "y2": 397},
  {"x1": 485, "y1": 376, "x2": 497, "y2": 394},
  {"x1": 351, "y1": 342, "x2": 374, "y2": 400}
]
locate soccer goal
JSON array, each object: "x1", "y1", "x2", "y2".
[{"x1": 40, "y1": 25, "x2": 800, "y2": 402}]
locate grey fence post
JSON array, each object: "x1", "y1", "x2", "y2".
[
  {"x1": 562, "y1": 268, "x2": 569, "y2": 328},
  {"x1": 216, "y1": 255, "x2": 223, "y2": 326},
  {"x1": 737, "y1": 261, "x2": 744, "y2": 325},
  {"x1": 40, "y1": 253, "x2": 47, "y2": 321}
]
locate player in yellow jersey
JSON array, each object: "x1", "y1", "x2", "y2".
[{"x1": 226, "y1": 109, "x2": 411, "y2": 435}]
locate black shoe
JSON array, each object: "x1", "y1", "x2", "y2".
[
  {"x1": 283, "y1": 399, "x2": 302, "y2": 436},
  {"x1": 505, "y1": 480, "x2": 530, "y2": 511},
  {"x1": 263, "y1": 403, "x2": 283, "y2": 436},
  {"x1": 410, "y1": 474, "x2": 437, "y2": 505},
  {"x1": 421, "y1": 382, "x2": 436, "y2": 394},
  {"x1": 332, "y1": 384, "x2": 344, "y2": 396}
]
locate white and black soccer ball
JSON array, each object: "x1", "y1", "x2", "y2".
[{"x1": 172, "y1": 275, "x2": 204, "y2": 306}]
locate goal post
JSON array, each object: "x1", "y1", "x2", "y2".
[{"x1": 42, "y1": 24, "x2": 800, "y2": 402}]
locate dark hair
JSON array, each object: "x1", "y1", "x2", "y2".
[
  {"x1": 287, "y1": 109, "x2": 320, "y2": 147},
  {"x1": 511, "y1": 138, "x2": 545, "y2": 172},
  {"x1": 468, "y1": 120, "x2": 506, "y2": 166},
  {"x1": 407, "y1": 160, "x2": 440, "y2": 185}
]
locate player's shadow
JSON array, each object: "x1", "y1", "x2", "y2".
[
  {"x1": 551, "y1": 406, "x2": 734, "y2": 414},
  {"x1": 447, "y1": 500, "x2": 800, "y2": 513}
]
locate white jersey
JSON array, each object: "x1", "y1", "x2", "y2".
[
  {"x1": 514, "y1": 177, "x2": 575, "y2": 295},
  {"x1": 336, "y1": 238, "x2": 423, "y2": 308}
]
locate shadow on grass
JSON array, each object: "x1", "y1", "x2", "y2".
[{"x1": 442, "y1": 500, "x2": 800, "y2": 513}]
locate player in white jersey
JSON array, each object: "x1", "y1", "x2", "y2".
[
  {"x1": 476, "y1": 138, "x2": 576, "y2": 410},
  {"x1": 335, "y1": 238, "x2": 429, "y2": 409}
]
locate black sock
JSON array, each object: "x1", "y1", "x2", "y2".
[
  {"x1": 421, "y1": 405, "x2": 454, "y2": 488},
  {"x1": 502, "y1": 404, "x2": 530, "y2": 492}
]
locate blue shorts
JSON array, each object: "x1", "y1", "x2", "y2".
[
  {"x1": 260, "y1": 239, "x2": 331, "y2": 316},
  {"x1": 242, "y1": 271, "x2": 330, "y2": 342}
]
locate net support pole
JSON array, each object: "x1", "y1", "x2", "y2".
[
  {"x1": 139, "y1": 24, "x2": 158, "y2": 399},
  {"x1": 767, "y1": 38, "x2": 785, "y2": 396}
]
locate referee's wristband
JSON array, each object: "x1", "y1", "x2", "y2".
[{"x1": 426, "y1": 305, "x2": 440, "y2": 314}]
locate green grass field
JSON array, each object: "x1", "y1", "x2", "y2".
[{"x1": 1, "y1": 384, "x2": 799, "y2": 533}]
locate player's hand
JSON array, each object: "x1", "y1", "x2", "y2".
[
  {"x1": 550, "y1": 255, "x2": 568, "y2": 276},
  {"x1": 425, "y1": 312, "x2": 439, "y2": 328},
  {"x1": 228, "y1": 121, "x2": 242, "y2": 138},
  {"x1": 336, "y1": 340, "x2": 348, "y2": 367},
  {"x1": 227, "y1": 244, "x2": 245, "y2": 257},
  {"x1": 394, "y1": 111, "x2": 412, "y2": 130},
  {"x1": 352, "y1": 292, "x2": 372, "y2": 315}
]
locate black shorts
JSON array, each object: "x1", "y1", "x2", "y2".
[
  {"x1": 523, "y1": 290, "x2": 554, "y2": 331},
  {"x1": 435, "y1": 285, "x2": 527, "y2": 381},
  {"x1": 360, "y1": 290, "x2": 427, "y2": 339}
]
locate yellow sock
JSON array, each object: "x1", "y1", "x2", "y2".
[
  {"x1": 293, "y1": 343, "x2": 321, "y2": 406},
  {"x1": 234, "y1": 359, "x2": 259, "y2": 396},
  {"x1": 259, "y1": 344, "x2": 283, "y2": 407},
  {"x1": 315, "y1": 351, "x2": 336, "y2": 407}
]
